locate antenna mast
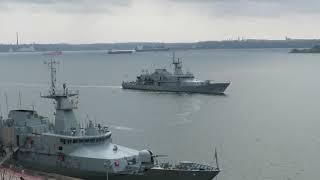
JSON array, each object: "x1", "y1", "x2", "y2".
[
  {"x1": 16, "y1": 32, "x2": 19, "y2": 47},
  {"x1": 172, "y1": 51, "x2": 183, "y2": 75},
  {"x1": 215, "y1": 148, "x2": 220, "y2": 170},
  {"x1": 4, "y1": 93, "x2": 8, "y2": 118},
  {"x1": 172, "y1": 51, "x2": 175, "y2": 63},
  {"x1": 45, "y1": 59, "x2": 59, "y2": 95},
  {"x1": 18, "y1": 91, "x2": 22, "y2": 109}
]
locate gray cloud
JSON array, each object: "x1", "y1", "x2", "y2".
[
  {"x1": 2, "y1": 0, "x2": 320, "y2": 16},
  {"x1": 0, "y1": 0, "x2": 132, "y2": 14},
  {"x1": 170, "y1": 0, "x2": 320, "y2": 17},
  {"x1": 0, "y1": 0, "x2": 320, "y2": 17}
]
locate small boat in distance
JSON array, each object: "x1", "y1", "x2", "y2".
[
  {"x1": 290, "y1": 45, "x2": 320, "y2": 53},
  {"x1": 42, "y1": 50, "x2": 63, "y2": 56},
  {"x1": 108, "y1": 49, "x2": 135, "y2": 54},
  {"x1": 135, "y1": 45, "x2": 170, "y2": 52}
]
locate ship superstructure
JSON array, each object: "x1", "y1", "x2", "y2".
[
  {"x1": 122, "y1": 53, "x2": 230, "y2": 94},
  {"x1": 0, "y1": 58, "x2": 220, "y2": 180}
]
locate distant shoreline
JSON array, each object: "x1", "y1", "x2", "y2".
[{"x1": 1, "y1": 39, "x2": 320, "y2": 52}]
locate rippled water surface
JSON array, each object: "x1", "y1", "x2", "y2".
[{"x1": 0, "y1": 49, "x2": 319, "y2": 180}]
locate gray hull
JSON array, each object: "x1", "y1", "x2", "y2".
[
  {"x1": 15, "y1": 153, "x2": 219, "y2": 180},
  {"x1": 39, "y1": 168, "x2": 219, "y2": 180},
  {"x1": 122, "y1": 82, "x2": 230, "y2": 94}
]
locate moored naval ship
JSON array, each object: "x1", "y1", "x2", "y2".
[
  {"x1": 0, "y1": 59, "x2": 220, "y2": 180},
  {"x1": 122, "y1": 53, "x2": 230, "y2": 94}
]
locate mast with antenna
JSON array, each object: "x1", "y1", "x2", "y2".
[
  {"x1": 172, "y1": 52, "x2": 183, "y2": 75},
  {"x1": 44, "y1": 58, "x2": 59, "y2": 95},
  {"x1": 18, "y1": 91, "x2": 22, "y2": 109},
  {"x1": 16, "y1": 32, "x2": 19, "y2": 47},
  {"x1": 42, "y1": 57, "x2": 79, "y2": 135},
  {"x1": 0, "y1": 104, "x2": 2, "y2": 118},
  {"x1": 215, "y1": 147, "x2": 220, "y2": 170},
  {"x1": 172, "y1": 51, "x2": 175, "y2": 63},
  {"x1": 4, "y1": 93, "x2": 8, "y2": 118}
]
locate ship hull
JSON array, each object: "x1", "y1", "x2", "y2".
[
  {"x1": 18, "y1": 164, "x2": 219, "y2": 180},
  {"x1": 14, "y1": 152, "x2": 219, "y2": 180},
  {"x1": 108, "y1": 50, "x2": 135, "y2": 54},
  {"x1": 122, "y1": 82, "x2": 230, "y2": 94},
  {"x1": 135, "y1": 48, "x2": 170, "y2": 52}
]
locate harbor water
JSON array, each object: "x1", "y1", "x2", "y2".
[{"x1": 0, "y1": 49, "x2": 318, "y2": 180}]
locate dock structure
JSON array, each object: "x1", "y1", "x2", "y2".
[
  {"x1": 0, "y1": 160, "x2": 80, "y2": 180},
  {"x1": 0, "y1": 146, "x2": 19, "y2": 166}
]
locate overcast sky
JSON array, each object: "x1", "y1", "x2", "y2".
[{"x1": 0, "y1": 0, "x2": 320, "y2": 43}]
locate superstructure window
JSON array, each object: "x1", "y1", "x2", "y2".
[
  {"x1": 57, "y1": 137, "x2": 109, "y2": 144},
  {"x1": 58, "y1": 146, "x2": 63, "y2": 151}
]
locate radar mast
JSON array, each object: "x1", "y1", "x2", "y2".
[
  {"x1": 46, "y1": 58, "x2": 58, "y2": 95},
  {"x1": 172, "y1": 52, "x2": 183, "y2": 75},
  {"x1": 42, "y1": 57, "x2": 79, "y2": 135}
]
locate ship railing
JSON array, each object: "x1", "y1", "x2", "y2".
[
  {"x1": 123, "y1": 81, "x2": 135, "y2": 84},
  {"x1": 174, "y1": 162, "x2": 215, "y2": 171},
  {"x1": 41, "y1": 89, "x2": 79, "y2": 97},
  {"x1": 205, "y1": 80, "x2": 216, "y2": 84}
]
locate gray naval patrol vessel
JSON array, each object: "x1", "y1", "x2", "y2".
[
  {"x1": 0, "y1": 59, "x2": 220, "y2": 180},
  {"x1": 122, "y1": 53, "x2": 230, "y2": 94}
]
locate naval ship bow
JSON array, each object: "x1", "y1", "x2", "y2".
[{"x1": 0, "y1": 58, "x2": 220, "y2": 180}]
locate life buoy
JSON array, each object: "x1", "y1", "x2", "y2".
[
  {"x1": 114, "y1": 160, "x2": 120, "y2": 167},
  {"x1": 26, "y1": 137, "x2": 33, "y2": 147},
  {"x1": 58, "y1": 154, "x2": 65, "y2": 161}
]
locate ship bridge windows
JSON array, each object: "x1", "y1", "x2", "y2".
[{"x1": 59, "y1": 134, "x2": 110, "y2": 145}]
